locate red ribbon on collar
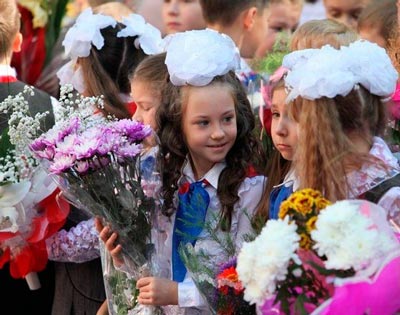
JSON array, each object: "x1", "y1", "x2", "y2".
[{"x1": 0, "y1": 76, "x2": 17, "y2": 83}]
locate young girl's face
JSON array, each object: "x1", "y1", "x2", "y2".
[
  {"x1": 270, "y1": 87, "x2": 298, "y2": 161},
  {"x1": 182, "y1": 83, "x2": 237, "y2": 179},
  {"x1": 255, "y1": 1, "x2": 302, "y2": 58},
  {"x1": 131, "y1": 80, "x2": 161, "y2": 146},
  {"x1": 162, "y1": 0, "x2": 206, "y2": 35},
  {"x1": 324, "y1": 0, "x2": 369, "y2": 29}
]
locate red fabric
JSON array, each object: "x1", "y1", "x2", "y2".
[
  {"x1": 27, "y1": 189, "x2": 70, "y2": 243},
  {"x1": 0, "y1": 248, "x2": 11, "y2": 269},
  {"x1": 1, "y1": 189, "x2": 70, "y2": 278},
  {"x1": 0, "y1": 76, "x2": 17, "y2": 83},
  {"x1": 262, "y1": 107, "x2": 272, "y2": 136},
  {"x1": 11, "y1": 5, "x2": 46, "y2": 85},
  {"x1": 126, "y1": 101, "x2": 137, "y2": 116},
  {"x1": 246, "y1": 165, "x2": 259, "y2": 178}
]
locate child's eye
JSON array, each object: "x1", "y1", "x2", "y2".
[
  {"x1": 272, "y1": 27, "x2": 283, "y2": 33},
  {"x1": 223, "y1": 116, "x2": 234, "y2": 123},
  {"x1": 196, "y1": 120, "x2": 209, "y2": 126},
  {"x1": 272, "y1": 112, "x2": 280, "y2": 118}
]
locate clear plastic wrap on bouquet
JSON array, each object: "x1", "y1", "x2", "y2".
[{"x1": 52, "y1": 156, "x2": 163, "y2": 314}]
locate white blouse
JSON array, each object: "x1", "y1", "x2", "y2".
[
  {"x1": 347, "y1": 137, "x2": 400, "y2": 227},
  {"x1": 154, "y1": 161, "x2": 266, "y2": 314}
]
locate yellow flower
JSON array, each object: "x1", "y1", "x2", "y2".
[
  {"x1": 18, "y1": 0, "x2": 48, "y2": 28},
  {"x1": 301, "y1": 188, "x2": 322, "y2": 199},
  {"x1": 316, "y1": 197, "x2": 331, "y2": 211},
  {"x1": 299, "y1": 233, "x2": 312, "y2": 250},
  {"x1": 278, "y1": 201, "x2": 295, "y2": 219},
  {"x1": 293, "y1": 195, "x2": 314, "y2": 215},
  {"x1": 306, "y1": 216, "x2": 317, "y2": 233}
]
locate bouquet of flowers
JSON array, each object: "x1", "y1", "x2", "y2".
[
  {"x1": 0, "y1": 86, "x2": 69, "y2": 289},
  {"x1": 178, "y1": 215, "x2": 256, "y2": 315},
  {"x1": 237, "y1": 189, "x2": 400, "y2": 315},
  {"x1": 29, "y1": 87, "x2": 161, "y2": 314}
]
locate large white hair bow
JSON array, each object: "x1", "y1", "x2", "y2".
[
  {"x1": 117, "y1": 14, "x2": 164, "y2": 55},
  {"x1": 164, "y1": 28, "x2": 241, "y2": 86},
  {"x1": 283, "y1": 40, "x2": 398, "y2": 102},
  {"x1": 62, "y1": 8, "x2": 117, "y2": 59}
]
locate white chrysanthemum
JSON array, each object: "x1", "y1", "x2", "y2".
[
  {"x1": 237, "y1": 217, "x2": 300, "y2": 305},
  {"x1": 311, "y1": 200, "x2": 398, "y2": 272}
]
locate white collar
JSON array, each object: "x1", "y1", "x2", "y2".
[
  {"x1": 181, "y1": 160, "x2": 227, "y2": 189},
  {"x1": 0, "y1": 64, "x2": 17, "y2": 78}
]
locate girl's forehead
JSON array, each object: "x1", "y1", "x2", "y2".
[{"x1": 324, "y1": 0, "x2": 368, "y2": 10}]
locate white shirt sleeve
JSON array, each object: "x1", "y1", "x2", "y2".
[{"x1": 177, "y1": 276, "x2": 207, "y2": 308}]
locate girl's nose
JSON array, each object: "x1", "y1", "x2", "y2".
[
  {"x1": 167, "y1": 0, "x2": 179, "y2": 14},
  {"x1": 275, "y1": 120, "x2": 288, "y2": 137},
  {"x1": 211, "y1": 125, "x2": 224, "y2": 140}
]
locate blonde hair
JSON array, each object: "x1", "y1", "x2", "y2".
[
  {"x1": 289, "y1": 86, "x2": 387, "y2": 201},
  {"x1": 92, "y1": 1, "x2": 133, "y2": 22},
  {"x1": 290, "y1": 19, "x2": 359, "y2": 50},
  {"x1": 358, "y1": 0, "x2": 397, "y2": 48},
  {"x1": 0, "y1": 0, "x2": 20, "y2": 57}
]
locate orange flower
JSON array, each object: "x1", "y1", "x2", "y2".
[{"x1": 217, "y1": 266, "x2": 239, "y2": 283}]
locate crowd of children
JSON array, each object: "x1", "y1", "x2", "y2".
[{"x1": 2, "y1": 0, "x2": 400, "y2": 314}]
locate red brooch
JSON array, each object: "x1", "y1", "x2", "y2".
[{"x1": 178, "y1": 182, "x2": 191, "y2": 195}]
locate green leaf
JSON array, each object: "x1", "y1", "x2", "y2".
[
  {"x1": 45, "y1": 0, "x2": 69, "y2": 66},
  {"x1": 0, "y1": 128, "x2": 13, "y2": 159}
]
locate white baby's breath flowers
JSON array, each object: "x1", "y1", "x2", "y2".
[
  {"x1": 236, "y1": 217, "x2": 300, "y2": 305},
  {"x1": 311, "y1": 200, "x2": 400, "y2": 273},
  {"x1": 0, "y1": 86, "x2": 48, "y2": 183}
]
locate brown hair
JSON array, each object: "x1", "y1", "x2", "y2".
[
  {"x1": 78, "y1": 23, "x2": 147, "y2": 119},
  {"x1": 289, "y1": 86, "x2": 387, "y2": 201},
  {"x1": 0, "y1": 0, "x2": 20, "y2": 57},
  {"x1": 290, "y1": 19, "x2": 359, "y2": 50},
  {"x1": 200, "y1": 0, "x2": 270, "y2": 26},
  {"x1": 130, "y1": 52, "x2": 169, "y2": 104},
  {"x1": 358, "y1": 0, "x2": 397, "y2": 48},
  {"x1": 157, "y1": 71, "x2": 266, "y2": 230}
]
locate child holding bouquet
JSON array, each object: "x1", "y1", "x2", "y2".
[
  {"x1": 99, "y1": 29, "x2": 267, "y2": 314},
  {"x1": 46, "y1": 9, "x2": 164, "y2": 315}
]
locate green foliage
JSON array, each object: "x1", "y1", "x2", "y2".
[
  {"x1": 252, "y1": 32, "x2": 291, "y2": 76},
  {"x1": 45, "y1": 0, "x2": 69, "y2": 66}
]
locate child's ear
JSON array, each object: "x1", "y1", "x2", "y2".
[
  {"x1": 12, "y1": 32, "x2": 23, "y2": 53},
  {"x1": 243, "y1": 7, "x2": 258, "y2": 31}
]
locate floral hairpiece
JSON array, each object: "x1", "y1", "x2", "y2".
[
  {"x1": 117, "y1": 14, "x2": 164, "y2": 55},
  {"x1": 283, "y1": 40, "x2": 398, "y2": 103},
  {"x1": 164, "y1": 28, "x2": 240, "y2": 86},
  {"x1": 62, "y1": 8, "x2": 117, "y2": 59}
]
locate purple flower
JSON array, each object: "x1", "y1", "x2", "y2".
[
  {"x1": 29, "y1": 138, "x2": 48, "y2": 152},
  {"x1": 58, "y1": 116, "x2": 80, "y2": 140},
  {"x1": 112, "y1": 119, "x2": 152, "y2": 142},
  {"x1": 34, "y1": 146, "x2": 55, "y2": 160},
  {"x1": 74, "y1": 160, "x2": 90, "y2": 174},
  {"x1": 115, "y1": 142, "x2": 142, "y2": 158},
  {"x1": 49, "y1": 154, "x2": 76, "y2": 174},
  {"x1": 96, "y1": 128, "x2": 119, "y2": 155}
]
